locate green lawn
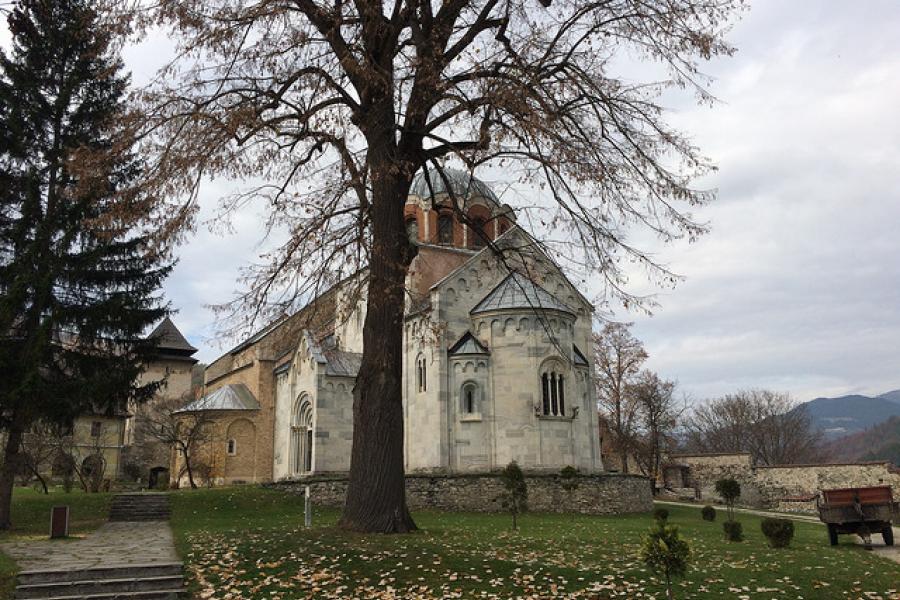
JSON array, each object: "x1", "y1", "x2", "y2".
[
  {"x1": 0, "y1": 487, "x2": 112, "y2": 598},
  {"x1": 171, "y1": 486, "x2": 900, "y2": 599}
]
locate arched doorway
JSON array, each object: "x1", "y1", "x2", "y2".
[{"x1": 291, "y1": 396, "x2": 314, "y2": 476}]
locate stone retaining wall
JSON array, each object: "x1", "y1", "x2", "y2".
[{"x1": 270, "y1": 472, "x2": 653, "y2": 515}]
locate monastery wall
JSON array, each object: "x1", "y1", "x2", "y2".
[
  {"x1": 673, "y1": 453, "x2": 900, "y2": 511},
  {"x1": 272, "y1": 472, "x2": 652, "y2": 515}
]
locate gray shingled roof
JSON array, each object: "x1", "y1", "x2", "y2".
[
  {"x1": 410, "y1": 168, "x2": 500, "y2": 205},
  {"x1": 306, "y1": 332, "x2": 363, "y2": 378},
  {"x1": 175, "y1": 383, "x2": 260, "y2": 413},
  {"x1": 470, "y1": 272, "x2": 574, "y2": 316},
  {"x1": 573, "y1": 345, "x2": 589, "y2": 366},
  {"x1": 148, "y1": 317, "x2": 197, "y2": 353},
  {"x1": 448, "y1": 332, "x2": 489, "y2": 355}
]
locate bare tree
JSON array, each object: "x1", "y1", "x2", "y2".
[
  {"x1": 136, "y1": 394, "x2": 216, "y2": 489},
  {"x1": 629, "y1": 371, "x2": 681, "y2": 482},
  {"x1": 683, "y1": 390, "x2": 824, "y2": 465},
  {"x1": 130, "y1": 0, "x2": 743, "y2": 531},
  {"x1": 594, "y1": 323, "x2": 647, "y2": 473},
  {"x1": 19, "y1": 423, "x2": 69, "y2": 494}
]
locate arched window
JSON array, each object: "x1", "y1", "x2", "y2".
[
  {"x1": 461, "y1": 382, "x2": 479, "y2": 414},
  {"x1": 226, "y1": 439, "x2": 237, "y2": 456},
  {"x1": 416, "y1": 354, "x2": 427, "y2": 392},
  {"x1": 470, "y1": 217, "x2": 487, "y2": 249},
  {"x1": 437, "y1": 213, "x2": 454, "y2": 244},
  {"x1": 405, "y1": 217, "x2": 419, "y2": 242},
  {"x1": 540, "y1": 365, "x2": 567, "y2": 416},
  {"x1": 291, "y1": 397, "x2": 314, "y2": 475}
]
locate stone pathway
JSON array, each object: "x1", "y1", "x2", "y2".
[{"x1": 0, "y1": 520, "x2": 179, "y2": 572}]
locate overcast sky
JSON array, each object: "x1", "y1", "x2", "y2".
[{"x1": 3, "y1": 1, "x2": 899, "y2": 403}]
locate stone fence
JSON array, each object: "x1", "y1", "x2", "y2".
[
  {"x1": 669, "y1": 453, "x2": 900, "y2": 512},
  {"x1": 270, "y1": 471, "x2": 653, "y2": 515}
]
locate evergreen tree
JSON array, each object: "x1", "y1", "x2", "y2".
[{"x1": 0, "y1": 0, "x2": 170, "y2": 528}]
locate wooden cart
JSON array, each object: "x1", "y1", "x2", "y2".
[{"x1": 817, "y1": 486, "x2": 898, "y2": 546}]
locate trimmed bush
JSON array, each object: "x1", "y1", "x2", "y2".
[
  {"x1": 499, "y1": 461, "x2": 528, "y2": 530},
  {"x1": 761, "y1": 518, "x2": 795, "y2": 548},
  {"x1": 640, "y1": 520, "x2": 691, "y2": 600},
  {"x1": 715, "y1": 478, "x2": 741, "y2": 521},
  {"x1": 653, "y1": 507, "x2": 669, "y2": 522},
  {"x1": 723, "y1": 520, "x2": 743, "y2": 542},
  {"x1": 701, "y1": 505, "x2": 716, "y2": 522}
]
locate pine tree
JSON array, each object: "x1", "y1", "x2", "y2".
[{"x1": 0, "y1": 0, "x2": 171, "y2": 528}]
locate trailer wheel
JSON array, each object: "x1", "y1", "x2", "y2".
[
  {"x1": 883, "y1": 527, "x2": 894, "y2": 547},
  {"x1": 828, "y1": 524, "x2": 839, "y2": 546}
]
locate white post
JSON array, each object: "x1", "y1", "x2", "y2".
[{"x1": 304, "y1": 485, "x2": 311, "y2": 528}]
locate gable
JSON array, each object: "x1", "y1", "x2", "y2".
[
  {"x1": 430, "y1": 226, "x2": 593, "y2": 317},
  {"x1": 448, "y1": 331, "x2": 490, "y2": 355}
]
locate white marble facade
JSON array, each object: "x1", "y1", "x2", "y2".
[{"x1": 272, "y1": 170, "x2": 603, "y2": 480}]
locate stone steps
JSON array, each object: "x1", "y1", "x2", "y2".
[
  {"x1": 15, "y1": 564, "x2": 184, "y2": 600},
  {"x1": 108, "y1": 494, "x2": 171, "y2": 523}
]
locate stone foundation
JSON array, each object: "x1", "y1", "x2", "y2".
[{"x1": 270, "y1": 471, "x2": 653, "y2": 515}]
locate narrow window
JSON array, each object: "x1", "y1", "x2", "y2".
[
  {"x1": 417, "y1": 356, "x2": 427, "y2": 392},
  {"x1": 550, "y1": 372, "x2": 559, "y2": 415},
  {"x1": 227, "y1": 439, "x2": 237, "y2": 456},
  {"x1": 90, "y1": 421, "x2": 102, "y2": 437},
  {"x1": 438, "y1": 214, "x2": 454, "y2": 244},
  {"x1": 305, "y1": 429, "x2": 313, "y2": 472},
  {"x1": 406, "y1": 217, "x2": 419, "y2": 242},
  {"x1": 470, "y1": 218, "x2": 487, "y2": 248},
  {"x1": 465, "y1": 387, "x2": 474, "y2": 413},
  {"x1": 542, "y1": 373, "x2": 550, "y2": 415},
  {"x1": 558, "y1": 375, "x2": 565, "y2": 416}
]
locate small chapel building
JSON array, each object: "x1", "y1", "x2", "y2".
[{"x1": 174, "y1": 169, "x2": 603, "y2": 486}]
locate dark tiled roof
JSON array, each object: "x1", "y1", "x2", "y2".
[
  {"x1": 448, "y1": 332, "x2": 489, "y2": 355},
  {"x1": 148, "y1": 317, "x2": 197, "y2": 354},
  {"x1": 470, "y1": 272, "x2": 574, "y2": 316}
]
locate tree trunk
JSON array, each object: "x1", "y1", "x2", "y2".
[
  {"x1": 339, "y1": 149, "x2": 417, "y2": 533},
  {"x1": 181, "y1": 447, "x2": 198, "y2": 489},
  {"x1": 0, "y1": 420, "x2": 26, "y2": 529},
  {"x1": 619, "y1": 442, "x2": 629, "y2": 474}
]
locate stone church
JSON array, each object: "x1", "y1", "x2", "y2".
[{"x1": 175, "y1": 169, "x2": 603, "y2": 485}]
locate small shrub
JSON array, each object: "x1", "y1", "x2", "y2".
[
  {"x1": 701, "y1": 505, "x2": 716, "y2": 521},
  {"x1": 653, "y1": 507, "x2": 669, "y2": 522},
  {"x1": 761, "y1": 518, "x2": 794, "y2": 548},
  {"x1": 723, "y1": 520, "x2": 743, "y2": 542},
  {"x1": 640, "y1": 520, "x2": 691, "y2": 600},
  {"x1": 499, "y1": 461, "x2": 528, "y2": 530},
  {"x1": 715, "y1": 478, "x2": 741, "y2": 521}
]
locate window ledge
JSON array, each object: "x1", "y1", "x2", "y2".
[
  {"x1": 460, "y1": 414, "x2": 483, "y2": 422},
  {"x1": 536, "y1": 414, "x2": 575, "y2": 421}
]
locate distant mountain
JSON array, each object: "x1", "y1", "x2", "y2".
[
  {"x1": 878, "y1": 389, "x2": 900, "y2": 404},
  {"x1": 798, "y1": 392, "x2": 900, "y2": 439},
  {"x1": 822, "y1": 416, "x2": 900, "y2": 466}
]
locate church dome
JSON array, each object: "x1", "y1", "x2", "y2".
[{"x1": 410, "y1": 168, "x2": 499, "y2": 205}]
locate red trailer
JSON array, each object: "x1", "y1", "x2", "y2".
[{"x1": 817, "y1": 486, "x2": 898, "y2": 546}]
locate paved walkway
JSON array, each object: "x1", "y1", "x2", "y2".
[
  {"x1": 657, "y1": 499, "x2": 900, "y2": 564},
  {"x1": 0, "y1": 521, "x2": 179, "y2": 572}
]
